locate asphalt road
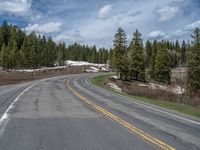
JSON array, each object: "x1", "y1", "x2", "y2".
[{"x1": 0, "y1": 73, "x2": 199, "y2": 150}]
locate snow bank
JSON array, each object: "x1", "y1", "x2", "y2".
[
  {"x1": 66, "y1": 60, "x2": 106, "y2": 67},
  {"x1": 14, "y1": 66, "x2": 68, "y2": 73},
  {"x1": 111, "y1": 75, "x2": 120, "y2": 79},
  {"x1": 66, "y1": 60, "x2": 110, "y2": 72},
  {"x1": 4, "y1": 60, "x2": 110, "y2": 73},
  {"x1": 107, "y1": 82, "x2": 122, "y2": 92},
  {"x1": 138, "y1": 83, "x2": 185, "y2": 95},
  {"x1": 85, "y1": 66, "x2": 99, "y2": 73}
]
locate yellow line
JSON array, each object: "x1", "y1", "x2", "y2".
[{"x1": 67, "y1": 85, "x2": 176, "y2": 150}]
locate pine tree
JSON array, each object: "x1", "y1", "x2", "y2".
[
  {"x1": 175, "y1": 40, "x2": 181, "y2": 67},
  {"x1": 46, "y1": 37, "x2": 56, "y2": 67},
  {"x1": 27, "y1": 32, "x2": 37, "y2": 68},
  {"x1": 0, "y1": 43, "x2": 9, "y2": 69},
  {"x1": 20, "y1": 37, "x2": 28, "y2": 68},
  {"x1": 108, "y1": 49, "x2": 115, "y2": 68},
  {"x1": 113, "y1": 27, "x2": 127, "y2": 79},
  {"x1": 0, "y1": 21, "x2": 10, "y2": 47},
  {"x1": 187, "y1": 28, "x2": 200, "y2": 93},
  {"x1": 57, "y1": 43, "x2": 66, "y2": 66},
  {"x1": 154, "y1": 43, "x2": 171, "y2": 84},
  {"x1": 149, "y1": 40, "x2": 158, "y2": 78},
  {"x1": 145, "y1": 40, "x2": 152, "y2": 68},
  {"x1": 9, "y1": 41, "x2": 18, "y2": 68},
  {"x1": 129, "y1": 29, "x2": 145, "y2": 81},
  {"x1": 181, "y1": 40, "x2": 187, "y2": 66}
]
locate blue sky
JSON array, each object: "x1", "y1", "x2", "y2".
[{"x1": 0, "y1": 0, "x2": 200, "y2": 48}]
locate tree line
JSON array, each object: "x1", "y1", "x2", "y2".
[
  {"x1": 109, "y1": 27, "x2": 200, "y2": 94},
  {"x1": 0, "y1": 21, "x2": 109, "y2": 70}
]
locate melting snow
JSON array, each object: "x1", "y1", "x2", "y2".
[
  {"x1": 107, "y1": 82, "x2": 122, "y2": 92},
  {"x1": 6, "y1": 60, "x2": 110, "y2": 73},
  {"x1": 111, "y1": 75, "x2": 120, "y2": 79},
  {"x1": 66, "y1": 60, "x2": 106, "y2": 67},
  {"x1": 138, "y1": 83, "x2": 185, "y2": 95}
]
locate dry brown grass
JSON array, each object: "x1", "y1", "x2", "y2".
[
  {"x1": 0, "y1": 66, "x2": 89, "y2": 85},
  {"x1": 107, "y1": 76, "x2": 200, "y2": 108}
]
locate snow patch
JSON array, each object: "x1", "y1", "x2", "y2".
[
  {"x1": 85, "y1": 66, "x2": 99, "y2": 73},
  {"x1": 15, "y1": 66, "x2": 68, "y2": 73},
  {"x1": 66, "y1": 60, "x2": 110, "y2": 72},
  {"x1": 107, "y1": 82, "x2": 121, "y2": 92},
  {"x1": 66, "y1": 60, "x2": 106, "y2": 67},
  {"x1": 138, "y1": 83, "x2": 185, "y2": 95},
  {"x1": 111, "y1": 75, "x2": 120, "y2": 79}
]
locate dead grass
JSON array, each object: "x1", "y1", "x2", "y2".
[
  {"x1": 0, "y1": 66, "x2": 89, "y2": 85},
  {"x1": 91, "y1": 74, "x2": 200, "y2": 118},
  {"x1": 108, "y1": 74, "x2": 200, "y2": 108}
]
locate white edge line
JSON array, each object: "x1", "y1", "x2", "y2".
[
  {"x1": 0, "y1": 75, "x2": 69, "y2": 126},
  {"x1": 0, "y1": 79, "x2": 45, "y2": 125},
  {"x1": 132, "y1": 101, "x2": 200, "y2": 125},
  {"x1": 89, "y1": 78, "x2": 200, "y2": 126}
]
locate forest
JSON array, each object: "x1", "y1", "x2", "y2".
[{"x1": 0, "y1": 21, "x2": 109, "y2": 69}]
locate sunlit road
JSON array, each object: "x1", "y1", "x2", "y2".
[{"x1": 0, "y1": 73, "x2": 199, "y2": 150}]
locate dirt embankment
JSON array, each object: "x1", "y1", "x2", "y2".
[{"x1": 0, "y1": 66, "x2": 89, "y2": 85}]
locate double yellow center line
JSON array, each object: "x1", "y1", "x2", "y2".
[{"x1": 67, "y1": 84, "x2": 175, "y2": 150}]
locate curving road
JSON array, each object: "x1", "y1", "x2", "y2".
[{"x1": 0, "y1": 73, "x2": 199, "y2": 150}]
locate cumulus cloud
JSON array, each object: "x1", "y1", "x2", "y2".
[
  {"x1": 98, "y1": 4, "x2": 112, "y2": 18},
  {"x1": 157, "y1": 6, "x2": 180, "y2": 22},
  {"x1": 24, "y1": 22, "x2": 62, "y2": 34},
  {"x1": 184, "y1": 20, "x2": 200, "y2": 31},
  {"x1": 54, "y1": 30, "x2": 84, "y2": 44},
  {"x1": 0, "y1": 0, "x2": 32, "y2": 16},
  {"x1": 170, "y1": 20, "x2": 200, "y2": 39},
  {"x1": 147, "y1": 30, "x2": 166, "y2": 40}
]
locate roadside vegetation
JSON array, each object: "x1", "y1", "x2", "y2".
[{"x1": 91, "y1": 74, "x2": 200, "y2": 118}]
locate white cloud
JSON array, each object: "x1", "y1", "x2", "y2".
[
  {"x1": 54, "y1": 30, "x2": 84, "y2": 44},
  {"x1": 98, "y1": 4, "x2": 112, "y2": 18},
  {"x1": 170, "y1": 20, "x2": 200, "y2": 39},
  {"x1": 172, "y1": 30, "x2": 185, "y2": 37},
  {"x1": 184, "y1": 20, "x2": 200, "y2": 31},
  {"x1": 157, "y1": 6, "x2": 180, "y2": 22},
  {"x1": 24, "y1": 22, "x2": 62, "y2": 34},
  {"x1": 0, "y1": 0, "x2": 32, "y2": 16},
  {"x1": 147, "y1": 30, "x2": 166, "y2": 39}
]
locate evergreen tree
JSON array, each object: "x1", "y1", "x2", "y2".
[
  {"x1": 113, "y1": 27, "x2": 127, "y2": 79},
  {"x1": 46, "y1": 37, "x2": 56, "y2": 67},
  {"x1": 149, "y1": 40, "x2": 158, "y2": 78},
  {"x1": 175, "y1": 40, "x2": 181, "y2": 67},
  {"x1": 20, "y1": 37, "x2": 28, "y2": 68},
  {"x1": 0, "y1": 43, "x2": 9, "y2": 69},
  {"x1": 129, "y1": 29, "x2": 145, "y2": 81},
  {"x1": 145, "y1": 40, "x2": 152, "y2": 68},
  {"x1": 57, "y1": 42, "x2": 66, "y2": 66},
  {"x1": 187, "y1": 28, "x2": 200, "y2": 93},
  {"x1": 9, "y1": 41, "x2": 18, "y2": 68},
  {"x1": 0, "y1": 21, "x2": 10, "y2": 47},
  {"x1": 27, "y1": 32, "x2": 37, "y2": 68},
  {"x1": 181, "y1": 40, "x2": 187, "y2": 66},
  {"x1": 191, "y1": 28, "x2": 200, "y2": 44},
  {"x1": 154, "y1": 43, "x2": 171, "y2": 84},
  {"x1": 108, "y1": 49, "x2": 115, "y2": 68}
]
